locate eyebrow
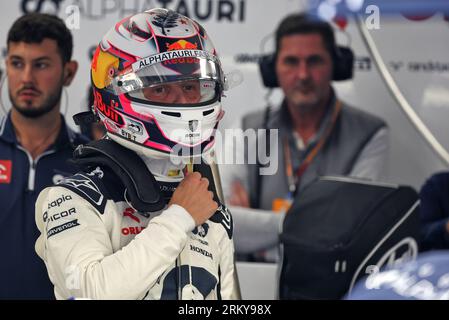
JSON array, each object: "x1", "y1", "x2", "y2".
[
  {"x1": 284, "y1": 53, "x2": 324, "y2": 58},
  {"x1": 306, "y1": 54, "x2": 325, "y2": 60},
  {"x1": 9, "y1": 55, "x2": 52, "y2": 63}
]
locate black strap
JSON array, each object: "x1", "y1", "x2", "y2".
[
  {"x1": 194, "y1": 162, "x2": 233, "y2": 239},
  {"x1": 71, "y1": 139, "x2": 166, "y2": 213},
  {"x1": 251, "y1": 105, "x2": 272, "y2": 209},
  {"x1": 73, "y1": 111, "x2": 99, "y2": 126},
  {"x1": 193, "y1": 162, "x2": 221, "y2": 204}
]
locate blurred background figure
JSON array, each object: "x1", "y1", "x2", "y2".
[
  {"x1": 220, "y1": 13, "x2": 388, "y2": 262},
  {"x1": 0, "y1": 13, "x2": 86, "y2": 299},
  {"x1": 419, "y1": 172, "x2": 449, "y2": 251}
]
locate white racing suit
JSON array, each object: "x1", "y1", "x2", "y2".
[{"x1": 35, "y1": 165, "x2": 237, "y2": 300}]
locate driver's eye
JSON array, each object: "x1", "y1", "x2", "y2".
[{"x1": 152, "y1": 86, "x2": 167, "y2": 95}]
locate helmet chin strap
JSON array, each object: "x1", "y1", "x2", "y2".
[
  {"x1": 185, "y1": 156, "x2": 194, "y2": 174},
  {"x1": 141, "y1": 156, "x2": 185, "y2": 181}
]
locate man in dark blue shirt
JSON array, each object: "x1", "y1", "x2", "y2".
[
  {"x1": 419, "y1": 172, "x2": 449, "y2": 251},
  {"x1": 0, "y1": 13, "x2": 87, "y2": 299}
]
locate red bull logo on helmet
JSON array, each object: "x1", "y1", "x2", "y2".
[
  {"x1": 94, "y1": 90, "x2": 123, "y2": 125},
  {"x1": 166, "y1": 39, "x2": 198, "y2": 51},
  {"x1": 163, "y1": 39, "x2": 200, "y2": 67},
  {"x1": 158, "y1": 36, "x2": 203, "y2": 75}
]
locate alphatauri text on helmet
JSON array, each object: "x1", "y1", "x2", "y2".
[{"x1": 132, "y1": 50, "x2": 215, "y2": 72}]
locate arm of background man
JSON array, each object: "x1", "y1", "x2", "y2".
[
  {"x1": 217, "y1": 119, "x2": 250, "y2": 206},
  {"x1": 217, "y1": 119, "x2": 283, "y2": 254},
  {"x1": 35, "y1": 186, "x2": 194, "y2": 300},
  {"x1": 230, "y1": 206, "x2": 285, "y2": 254},
  {"x1": 349, "y1": 127, "x2": 389, "y2": 181}
]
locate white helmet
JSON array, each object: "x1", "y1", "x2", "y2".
[{"x1": 90, "y1": 8, "x2": 227, "y2": 159}]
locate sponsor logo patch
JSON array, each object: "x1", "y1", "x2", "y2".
[
  {"x1": 47, "y1": 194, "x2": 72, "y2": 209},
  {"x1": 123, "y1": 208, "x2": 140, "y2": 223},
  {"x1": 127, "y1": 120, "x2": 144, "y2": 135},
  {"x1": 87, "y1": 167, "x2": 104, "y2": 179},
  {"x1": 47, "y1": 219, "x2": 80, "y2": 238},
  {"x1": 188, "y1": 120, "x2": 199, "y2": 132},
  {"x1": 59, "y1": 174, "x2": 104, "y2": 206},
  {"x1": 44, "y1": 207, "x2": 76, "y2": 223},
  {"x1": 52, "y1": 174, "x2": 65, "y2": 185},
  {"x1": 210, "y1": 204, "x2": 233, "y2": 239},
  {"x1": 189, "y1": 244, "x2": 213, "y2": 260},
  {"x1": 132, "y1": 49, "x2": 212, "y2": 72},
  {"x1": 121, "y1": 226, "x2": 145, "y2": 235},
  {"x1": 0, "y1": 160, "x2": 12, "y2": 184},
  {"x1": 192, "y1": 223, "x2": 209, "y2": 238}
]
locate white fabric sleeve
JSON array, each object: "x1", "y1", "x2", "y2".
[
  {"x1": 230, "y1": 206, "x2": 285, "y2": 254},
  {"x1": 166, "y1": 204, "x2": 195, "y2": 232},
  {"x1": 217, "y1": 121, "x2": 249, "y2": 203},
  {"x1": 349, "y1": 127, "x2": 389, "y2": 181},
  {"x1": 35, "y1": 186, "x2": 193, "y2": 300}
]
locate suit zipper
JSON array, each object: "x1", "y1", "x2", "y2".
[{"x1": 17, "y1": 146, "x2": 56, "y2": 191}]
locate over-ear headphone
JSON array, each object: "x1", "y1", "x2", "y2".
[
  {"x1": 333, "y1": 46, "x2": 354, "y2": 81},
  {"x1": 258, "y1": 45, "x2": 354, "y2": 88}
]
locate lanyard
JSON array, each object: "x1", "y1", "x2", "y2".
[{"x1": 283, "y1": 100, "x2": 342, "y2": 195}]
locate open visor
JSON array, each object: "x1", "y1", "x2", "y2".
[{"x1": 111, "y1": 50, "x2": 225, "y2": 106}]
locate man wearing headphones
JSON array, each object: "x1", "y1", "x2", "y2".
[
  {"x1": 221, "y1": 13, "x2": 388, "y2": 261},
  {"x1": 0, "y1": 13, "x2": 87, "y2": 298}
]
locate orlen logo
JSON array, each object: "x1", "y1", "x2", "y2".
[
  {"x1": 48, "y1": 194, "x2": 72, "y2": 209},
  {"x1": 0, "y1": 160, "x2": 12, "y2": 184},
  {"x1": 122, "y1": 226, "x2": 145, "y2": 236},
  {"x1": 122, "y1": 208, "x2": 145, "y2": 236},
  {"x1": 123, "y1": 207, "x2": 140, "y2": 223}
]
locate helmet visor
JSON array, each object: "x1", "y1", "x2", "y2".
[
  {"x1": 111, "y1": 50, "x2": 224, "y2": 106},
  {"x1": 127, "y1": 79, "x2": 217, "y2": 106}
]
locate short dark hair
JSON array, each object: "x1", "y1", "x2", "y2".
[
  {"x1": 7, "y1": 13, "x2": 73, "y2": 64},
  {"x1": 275, "y1": 13, "x2": 336, "y2": 58}
]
